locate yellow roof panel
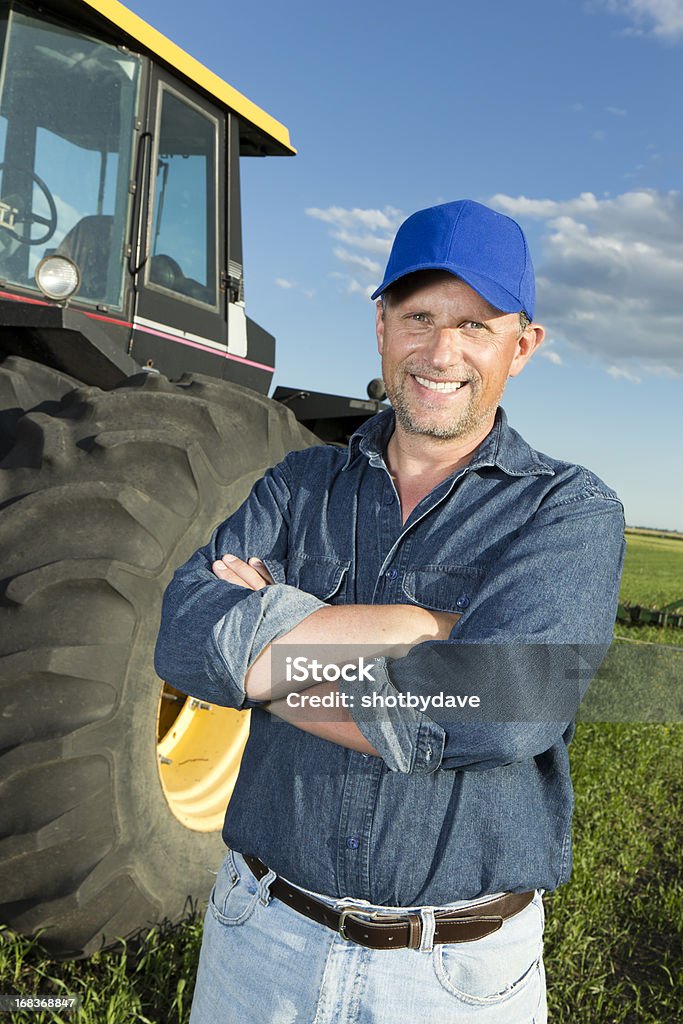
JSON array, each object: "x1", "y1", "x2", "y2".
[{"x1": 67, "y1": 0, "x2": 295, "y2": 155}]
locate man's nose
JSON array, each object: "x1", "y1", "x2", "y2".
[{"x1": 426, "y1": 327, "x2": 465, "y2": 369}]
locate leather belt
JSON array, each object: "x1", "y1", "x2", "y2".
[{"x1": 243, "y1": 854, "x2": 535, "y2": 950}]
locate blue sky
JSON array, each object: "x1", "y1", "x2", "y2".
[{"x1": 134, "y1": 0, "x2": 683, "y2": 530}]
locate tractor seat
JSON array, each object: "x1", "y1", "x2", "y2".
[
  {"x1": 56, "y1": 214, "x2": 113, "y2": 301},
  {"x1": 149, "y1": 253, "x2": 213, "y2": 304}
]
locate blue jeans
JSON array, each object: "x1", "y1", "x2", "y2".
[{"x1": 189, "y1": 851, "x2": 547, "y2": 1023}]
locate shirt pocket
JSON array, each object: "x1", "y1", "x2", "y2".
[
  {"x1": 260, "y1": 557, "x2": 287, "y2": 585},
  {"x1": 286, "y1": 553, "x2": 350, "y2": 604},
  {"x1": 401, "y1": 564, "x2": 485, "y2": 616}
]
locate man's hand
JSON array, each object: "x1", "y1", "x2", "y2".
[{"x1": 212, "y1": 554, "x2": 274, "y2": 590}]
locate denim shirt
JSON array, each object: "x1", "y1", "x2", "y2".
[{"x1": 155, "y1": 407, "x2": 625, "y2": 905}]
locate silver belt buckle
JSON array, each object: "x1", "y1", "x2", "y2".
[
  {"x1": 338, "y1": 906, "x2": 357, "y2": 941},
  {"x1": 338, "y1": 906, "x2": 397, "y2": 942}
]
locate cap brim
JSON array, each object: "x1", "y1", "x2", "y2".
[{"x1": 371, "y1": 263, "x2": 526, "y2": 315}]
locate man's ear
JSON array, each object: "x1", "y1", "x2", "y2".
[
  {"x1": 376, "y1": 299, "x2": 385, "y2": 355},
  {"x1": 508, "y1": 323, "x2": 545, "y2": 378}
]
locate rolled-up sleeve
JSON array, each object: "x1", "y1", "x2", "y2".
[
  {"x1": 343, "y1": 486, "x2": 625, "y2": 773},
  {"x1": 154, "y1": 459, "x2": 326, "y2": 708},
  {"x1": 344, "y1": 657, "x2": 446, "y2": 773}
]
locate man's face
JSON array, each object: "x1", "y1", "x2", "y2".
[{"x1": 376, "y1": 271, "x2": 543, "y2": 445}]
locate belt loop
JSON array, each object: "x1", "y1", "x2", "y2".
[
  {"x1": 257, "y1": 866, "x2": 277, "y2": 907},
  {"x1": 419, "y1": 908, "x2": 436, "y2": 953},
  {"x1": 407, "y1": 913, "x2": 422, "y2": 950}
]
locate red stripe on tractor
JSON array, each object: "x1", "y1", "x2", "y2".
[
  {"x1": 0, "y1": 289, "x2": 50, "y2": 306},
  {"x1": 0, "y1": 291, "x2": 132, "y2": 327}
]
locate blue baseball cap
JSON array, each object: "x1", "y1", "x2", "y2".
[{"x1": 371, "y1": 200, "x2": 535, "y2": 320}]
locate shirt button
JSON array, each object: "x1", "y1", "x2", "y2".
[
  {"x1": 346, "y1": 836, "x2": 360, "y2": 850},
  {"x1": 455, "y1": 593, "x2": 470, "y2": 609},
  {"x1": 385, "y1": 568, "x2": 398, "y2": 581},
  {"x1": 385, "y1": 491, "x2": 395, "y2": 505}
]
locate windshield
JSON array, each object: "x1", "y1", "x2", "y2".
[{"x1": 0, "y1": 8, "x2": 140, "y2": 309}]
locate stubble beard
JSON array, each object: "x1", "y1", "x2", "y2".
[{"x1": 385, "y1": 370, "x2": 505, "y2": 442}]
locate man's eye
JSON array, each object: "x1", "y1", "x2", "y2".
[
  {"x1": 462, "y1": 320, "x2": 485, "y2": 330},
  {"x1": 409, "y1": 313, "x2": 429, "y2": 322}
]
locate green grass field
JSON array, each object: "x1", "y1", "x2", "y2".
[
  {"x1": 1, "y1": 530, "x2": 681, "y2": 1023},
  {"x1": 616, "y1": 531, "x2": 683, "y2": 648}
]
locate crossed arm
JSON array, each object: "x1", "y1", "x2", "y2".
[
  {"x1": 156, "y1": 459, "x2": 625, "y2": 773},
  {"x1": 211, "y1": 553, "x2": 459, "y2": 755}
]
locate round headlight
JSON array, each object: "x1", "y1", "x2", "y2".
[{"x1": 35, "y1": 255, "x2": 80, "y2": 301}]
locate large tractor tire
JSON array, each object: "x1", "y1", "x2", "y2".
[
  {"x1": 0, "y1": 360, "x2": 317, "y2": 957},
  {"x1": 0, "y1": 357, "x2": 82, "y2": 460}
]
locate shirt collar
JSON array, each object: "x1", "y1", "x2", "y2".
[{"x1": 344, "y1": 406, "x2": 555, "y2": 478}]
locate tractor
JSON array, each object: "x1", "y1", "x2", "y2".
[{"x1": 0, "y1": 0, "x2": 383, "y2": 956}]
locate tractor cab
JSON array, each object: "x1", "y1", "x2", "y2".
[
  {"x1": 0, "y1": 0, "x2": 297, "y2": 393},
  {"x1": 0, "y1": 0, "x2": 384, "y2": 435}
]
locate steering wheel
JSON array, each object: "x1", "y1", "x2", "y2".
[{"x1": 0, "y1": 164, "x2": 58, "y2": 246}]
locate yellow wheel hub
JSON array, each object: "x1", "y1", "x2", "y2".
[{"x1": 156, "y1": 682, "x2": 249, "y2": 832}]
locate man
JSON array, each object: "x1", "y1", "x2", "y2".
[{"x1": 155, "y1": 200, "x2": 625, "y2": 1023}]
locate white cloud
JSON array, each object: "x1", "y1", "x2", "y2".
[
  {"x1": 489, "y1": 193, "x2": 602, "y2": 218},
  {"x1": 307, "y1": 205, "x2": 403, "y2": 298},
  {"x1": 598, "y1": 0, "x2": 683, "y2": 40},
  {"x1": 333, "y1": 248, "x2": 383, "y2": 276},
  {"x1": 607, "y1": 365, "x2": 642, "y2": 382},
  {"x1": 606, "y1": 105, "x2": 627, "y2": 116},
  {"x1": 331, "y1": 229, "x2": 393, "y2": 255},
  {"x1": 347, "y1": 279, "x2": 375, "y2": 299},
  {"x1": 330, "y1": 271, "x2": 375, "y2": 298},
  {"x1": 306, "y1": 206, "x2": 403, "y2": 232},
  {"x1": 490, "y1": 189, "x2": 683, "y2": 376},
  {"x1": 539, "y1": 346, "x2": 564, "y2": 366},
  {"x1": 275, "y1": 277, "x2": 314, "y2": 299}
]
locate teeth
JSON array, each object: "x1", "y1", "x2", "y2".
[{"x1": 414, "y1": 375, "x2": 465, "y2": 393}]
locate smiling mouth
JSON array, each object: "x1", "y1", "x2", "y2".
[{"x1": 413, "y1": 374, "x2": 468, "y2": 393}]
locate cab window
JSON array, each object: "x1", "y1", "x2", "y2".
[{"x1": 146, "y1": 86, "x2": 218, "y2": 309}]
